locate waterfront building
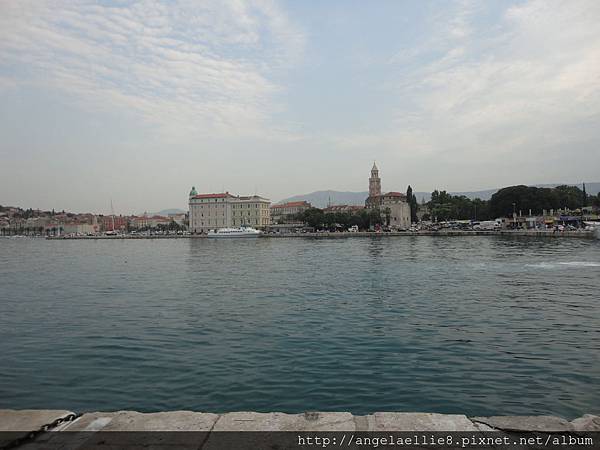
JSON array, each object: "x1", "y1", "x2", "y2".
[
  {"x1": 130, "y1": 215, "x2": 171, "y2": 229},
  {"x1": 188, "y1": 187, "x2": 270, "y2": 233},
  {"x1": 44, "y1": 223, "x2": 64, "y2": 236},
  {"x1": 365, "y1": 162, "x2": 411, "y2": 229},
  {"x1": 57, "y1": 214, "x2": 100, "y2": 235},
  {"x1": 99, "y1": 215, "x2": 129, "y2": 232},
  {"x1": 231, "y1": 195, "x2": 271, "y2": 228},
  {"x1": 25, "y1": 216, "x2": 51, "y2": 231},
  {"x1": 270, "y1": 201, "x2": 311, "y2": 224},
  {"x1": 62, "y1": 222, "x2": 98, "y2": 235}
]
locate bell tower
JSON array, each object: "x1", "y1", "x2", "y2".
[{"x1": 369, "y1": 162, "x2": 381, "y2": 197}]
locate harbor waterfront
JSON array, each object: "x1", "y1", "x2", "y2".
[
  {"x1": 42, "y1": 229, "x2": 598, "y2": 239},
  {"x1": 1, "y1": 236, "x2": 599, "y2": 418}
]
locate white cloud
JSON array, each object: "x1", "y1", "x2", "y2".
[
  {"x1": 342, "y1": 0, "x2": 600, "y2": 176},
  {"x1": 0, "y1": 0, "x2": 305, "y2": 139}
]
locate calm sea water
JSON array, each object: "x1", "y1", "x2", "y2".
[{"x1": 1, "y1": 236, "x2": 599, "y2": 418}]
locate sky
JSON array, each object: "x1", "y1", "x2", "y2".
[{"x1": 1, "y1": 0, "x2": 599, "y2": 214}]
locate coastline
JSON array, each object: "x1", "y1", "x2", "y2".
[{"x1": 40, "y1": 229, "x2": 598, "y2": 240}]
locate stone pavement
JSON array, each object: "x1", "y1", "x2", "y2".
[{"x1": 1, "y1": 410, "x2": 599, "y2": 448}]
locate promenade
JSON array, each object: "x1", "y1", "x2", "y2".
[
  {"x1": 2, "y1": 409, "x2": 599, "y2": 450},
  {"x1": 2, "y1": 409, "x2": 599, "y2": 434},
  {"x1": 44, "y1": 229, "x2": 598, "y2": 240}
]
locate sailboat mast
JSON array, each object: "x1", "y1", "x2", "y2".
[{"x1": 111, "y1": 199, "x2": 115, "y2": 231}]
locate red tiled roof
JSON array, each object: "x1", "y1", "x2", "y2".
[
  {"x1": 383, "y1": 191, "x2": 406, "y2": 197},
  {"x1": 271, "y1": 201, "x2": 310, "y2": 209},
  {"x1": 192, "y1": 193, "x2": 234, "y2": 199}
]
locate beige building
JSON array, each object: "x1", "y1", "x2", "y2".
[
  {"x1": 188, "y1": 187, "x2": 270, "y2": 233},
  {"x1": 130, "y1": 215, "x2": 171, "y2": 229},
  {"x1": 62, "y1": 222, "x2": 99, "y2": 235},
  {"x1": 365, "y1": 162, "x2": 411, "y2": 229},
  {"x1": 270, "y1": 201, "x2": 311, "y2": 223}
]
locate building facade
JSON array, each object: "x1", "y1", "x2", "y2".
[
  {"x1": 188, "y1": 187, "x2": 270, "y2": 233},
  {"x1": 365, "y1": 162, "x2": 411, "y2": 229},
  {"x1": 100, "y1": 215, "x2": 129, "y2": 232},
  {"x1": 230, "y1": 196, "x2": 271, "y2": 228},
  {"x1": 270, "y1": 201, "x2": 312, "y2": 223},
  {"x1": 130, "y1": 215, "x2": 172, "y2": 229},
  {"x1": 62, "y1": 222, "x2": 99, "y2": 235}
]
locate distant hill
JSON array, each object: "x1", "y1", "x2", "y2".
[
  {"x1": 278, "y1": 183, "x2": 599, "y2": 208},
  {"x1": 157, "y1": 208, "x2": 186, "y2": 215},
  {"x1": 277, "y1": 190, "x2": 369, "y2": 208},
  {"x1": 139, "y1": 208, "x2": 187, "y2": 216}
]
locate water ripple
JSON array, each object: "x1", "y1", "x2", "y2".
[{"x1": 0, "y1": 236, "x2": 599, "y2": 418}]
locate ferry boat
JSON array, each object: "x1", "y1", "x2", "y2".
[{"x1": 207, "y1": 226, "x2": 262, "y2": 238}]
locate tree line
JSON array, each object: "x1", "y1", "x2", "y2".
[
  {"x1": 295, "y1": 207, "x2": 387, "y2": 230},
  {"x1": 285, "y1": 184, "x2": 598, "y2": 228},
  {"x1": 426, "y1": 184, "x2": 596, "y2": 221}
]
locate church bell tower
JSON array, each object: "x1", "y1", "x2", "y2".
[{"x1": 369, "y1": 162, "x2": 381, "y2": 197}]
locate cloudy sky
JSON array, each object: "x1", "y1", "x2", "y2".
[{"x1": 1, "y1": 0, "x2": 599, "y2": 214}]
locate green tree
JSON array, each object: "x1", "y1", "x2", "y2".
[
  {"x1": 471, "y1": 198, "x2": 491, "y2": 220},
  {"x1": 406, "y1": 185, "x2": 419, "y2": 223},
  {"x1": 406, "y1": 186, "x2": 415, "y2": 223},
  {"x1": 368, "y1": 208, "x2": 382, "y2": 228},
  {"x1": 489, "y1": 185, "x2": 586, "y2": 218},
  {"x1": 554, "y1": 185, "x2": 585, "y2": 210},
  {"x1": 428, "y1": 190, "x2": 492, "y2": 221},
  {"x1": 299, "y1": 208, "x2": 325, "y2": 229}
]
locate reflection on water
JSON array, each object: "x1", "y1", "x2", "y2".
[{"x1": 1, "y1": 236, "x2": 599, "y2": 417}]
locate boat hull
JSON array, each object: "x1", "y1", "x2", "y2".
[
  {"x1": 207, "y1": 227, "x2": 262, "y2": 238},
  {"x1": 207, "y1": 233, "x2": 261, "y2": 238}
]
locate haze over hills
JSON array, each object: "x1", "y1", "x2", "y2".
[
  {"x1": 276, "y1": 183, "x2": 599, "y2": 209},
  {"x1": 137, "y1": 209, "x2": 187, "y2": 216}
]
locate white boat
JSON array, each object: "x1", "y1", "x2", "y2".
[
  {"x1": 584, "y1": 221, "x2": 600, "y2": 237},
  {"x1": 207, "y1": 226, "x2": 262, "y2": 238}
]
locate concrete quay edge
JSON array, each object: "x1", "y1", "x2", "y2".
[
  {"x1": 45, "y1": 229, "x2": 597, "y2": 240},
  {"x1": 1, "y1": 410, "x2": 599, "y2": 433}
]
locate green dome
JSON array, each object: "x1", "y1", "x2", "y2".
[{"x1": 189, "y1": 186, "x2": 198, "y2": 197}]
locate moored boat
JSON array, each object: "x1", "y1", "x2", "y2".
[
  {"x1": 584, "y1": 221, "x2": 600, "y2": 238},
  {"x1": 207, "y1": 226, "x2": 262, "y2": 238}
]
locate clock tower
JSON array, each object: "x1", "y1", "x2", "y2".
[{"x1": 369, "y1": 162, "x2": 381, "y2": 198}]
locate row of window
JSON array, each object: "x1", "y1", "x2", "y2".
[
  {"x1": 192, "y1": 212, "x2": 268, "y2": 217},
  {"x1": 193, "y1": 198, "x2": 225, "y2": 203},
  {"x1": 232, "y1": 204, "x2": 267, "y2": 209},
  {"x1": 193, "y1": 213, "x2": 268, "y2": 218},
  {"x1": 192, "y1": 204, "x2": 268, "y2": 209},
  {"x1": 197, "y1": 220, "x2": 227, "y2": 225}
]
